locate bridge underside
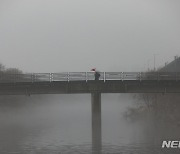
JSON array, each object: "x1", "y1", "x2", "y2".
[{"x1": 0, "y1": 80, "x2": 180, "y2": 95}]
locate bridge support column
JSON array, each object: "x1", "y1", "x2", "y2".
[{"x1": 91, "y1": 92, "x2": 102, "y2": 154}]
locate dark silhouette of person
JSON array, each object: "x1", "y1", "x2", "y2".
[
  {"x1": 95, "y1": 71, "x2": 100, "y2": 80},
  {"x1": 91, "y1": 68, "x2": 100, "y2": 80}
]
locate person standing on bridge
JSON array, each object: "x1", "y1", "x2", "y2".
[{"x1": 91, "y1": 68, "x2": 100, "y2": 80}]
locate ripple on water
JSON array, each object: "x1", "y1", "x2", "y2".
[{"x1": 1, "y1": 142, "x2": 180, "y2": 154}]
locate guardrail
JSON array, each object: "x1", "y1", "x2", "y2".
[{"x1": 0, "y1": 72, "x2": 180, "y2": 83}]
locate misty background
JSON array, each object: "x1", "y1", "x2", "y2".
[
  {"x1": 0, "y1": 0, "x2": 180, "y2": 72},
  {"x1": 0, "y1": 0, "x2": 180, "y2": 153}
]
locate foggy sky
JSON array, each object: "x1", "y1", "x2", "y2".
[{"x1": 0, "y1": 0, "x2": 180, "y2": 73}]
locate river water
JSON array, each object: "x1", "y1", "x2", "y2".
[{"x1": 0, "y1": 94, "x2": 179, "y2": 154}]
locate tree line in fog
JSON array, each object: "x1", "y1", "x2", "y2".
[
  {"x1": 0, "y1": 63, "x2": 42, "y2": 109},
  {"x1": 124, "y1": 65, "x2": 180, "y2": 127},
  {"x1": 0, "y1": 63, "x2": 22, "y2": 74}
]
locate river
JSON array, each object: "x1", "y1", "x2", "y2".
[{"x1": 0, "y1": 94, "x2": 179, "y2": 154}]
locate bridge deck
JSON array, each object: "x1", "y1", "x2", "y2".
[
  {"x1": 0, "y1": 72, "x2": 180, "y2": 95},
  {"x1": 0, "y1": 80, "x2": 180, "y2": 95}
]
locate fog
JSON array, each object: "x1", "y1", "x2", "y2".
[
  {"x1": 1, "y1": 93, "x2": 180, "y2": 153},
  {"x1": 0, "y1": 94, "x2": 156, "y2": 153},
  {"x1": 0, "y1": 1, "x2": 180, "y2": 153},
  {"x1": 0, "y1": 0, "x2": 180, "y2": 72}
]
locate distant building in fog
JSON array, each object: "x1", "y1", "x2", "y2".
[{"x1": 160, "y1": 56, "x2": 180, "y2": 72}]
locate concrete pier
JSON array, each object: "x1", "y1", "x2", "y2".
[{"x1": 91, "y1": 92, "x2": 102, "y2": 154}]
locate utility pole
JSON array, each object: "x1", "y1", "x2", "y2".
[
  {"x1": 154, "y1": 54, "x2": 158, "y2": 71},
  {"x1": 147, "y1": 59, "x2": 151, "y2": 71}
]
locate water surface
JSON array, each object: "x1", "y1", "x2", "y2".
[{"x1": 0, "y1": 94, "x2": 179, "y2": 153}]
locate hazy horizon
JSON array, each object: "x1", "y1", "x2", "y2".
[{"x1": 0, "y1": 0, "x2": 180, "y2": 73}]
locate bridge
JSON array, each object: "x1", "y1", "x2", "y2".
[
  {"x1": 0, "y1": 72, "x2": 180, "y2": 95},
  {"x1": 1, "y1": 71, "x2": 180, "y2": 153}
]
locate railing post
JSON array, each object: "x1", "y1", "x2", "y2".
[
  {"x1": 67, "y1": 72, "x2": 70, "y2": 82},
  {"x1": 121, "y1": 72, "x2": 124, "y2": 81},
  {"x1": 35, "y1": 74, "x2": 37, "y2": 82},
  {"x1": 50, "y1": 73, "x2": 53, "y2": 82},
  {"x1": 51, "y1": 73, "x2": 54, "y2": 81},
  {"x1": 104, "y1": 72, "x2": 106, "y2": 82},
  {"x1": 49, "y1": 73, "x2": 51, "y2": 82},
  {"x1": 86, "y1": 72, "x2": 88, "y2": 82}
]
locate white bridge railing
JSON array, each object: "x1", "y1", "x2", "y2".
[{"x1": 0, "y1": 72, "x2": 180, "y2": 83}]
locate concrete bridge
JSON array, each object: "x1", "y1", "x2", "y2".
[
  {"x1": 0, "y1": 72, "x2": 180, "y2": 95},
  {"x1": 1, "y1": 71, "x2": 180, "y2": 153}
]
